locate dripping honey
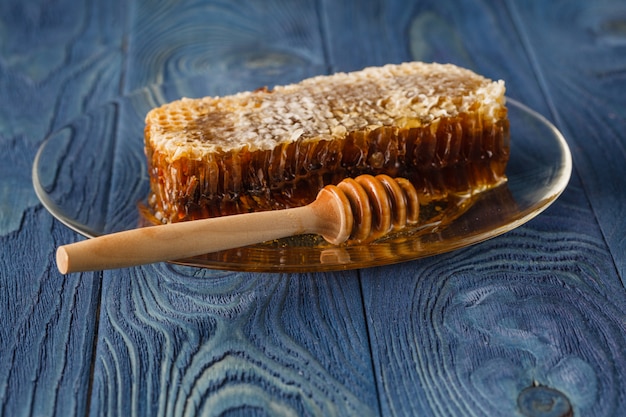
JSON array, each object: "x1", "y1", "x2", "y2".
[{"x1": 145, "y1": 114, "x2": 510, "y2": 224}]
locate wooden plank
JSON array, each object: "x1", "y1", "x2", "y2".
[
  {"x1": 0, "y1": 0, "x2": 128, "y2": 415},
  {"x1": 317, "y1": 0, "x2": 626, "y2": 415},
  {"x1": 88, "y1": 0, "x2": 378, "y2": 415},
  {"x1": 0, "y1": 208, "x2": 102, "y2": 417},
  {"x1": 507, "y1": 0, "x2": 626, "y2": 279},
  {"x1": 0, "y1": 0, "x2": 127, "y2": 236},
  {"x1": 123, "y1": 0, "x2": 329, "y2": 92},
  {"x1": 362, "y1": 185, "x2": 626, "y2": 417},
  {"x1": 89, "y1": 267, "x2": 377, "y2": 416}
]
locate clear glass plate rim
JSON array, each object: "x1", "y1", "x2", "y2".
[{"x1": 32, "y1": 88, "x2": 573, "y2": 271}]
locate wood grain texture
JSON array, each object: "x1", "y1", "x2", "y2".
[
  {"x1": 0, "y1": 0, "x2": 127, "y2": 235},
  {"x1": 87, "y1": 1, "x2": 376, "y2": 416},
  {"x1": 0, "y1": 207, "x2": 101, "y2": 417},
  {"x1": 0, "y1": 0, "x2": 128, "y2": 416},
  {"x1": 124, "y1": 0, "x2": 328, "y2": 92},
  {"x1": 2, "y1": 0, "x2": 625, "y2": 416},
  {"x1": 507, "y1": 0, "x2": 626, "y2": 279},
  {"x1": 363, "y1": 184, "x2": 626, "y2": 417},
  {"x1": 89, "y1": 267, "x2": 376, "y2": 416},
  {"x1": 337, "y1": 0, "x2": 626, "y2": 415}
]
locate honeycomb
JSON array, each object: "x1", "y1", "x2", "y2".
[{"x1": 144, "y1": 62, "x2": 510, "y2": 223}]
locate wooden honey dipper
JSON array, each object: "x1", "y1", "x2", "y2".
[{"x1": 56, "y1": 174, "x2": 420, "y2": 273}]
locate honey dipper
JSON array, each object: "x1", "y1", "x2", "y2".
[{"x1": 56, "y1": 174, "x2": 420, "y2": 274}]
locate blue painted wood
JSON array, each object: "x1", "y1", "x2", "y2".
[
  {"x1": 362, "y1": 184, "x2": 626, "y2": 417},
  {"x1": 0, "y1": 208, "x2": 101, "y2": 417},
  {"x1": 0, "y1": 0, "x2": 127, "y2": 416},
  {"x1": 89, "y1": 267, "x2": 377, "y2": 416},
  {"x1": 327, "y1": 0, "x2": 626, "y2": 416},
  {"x1": 0, "y1": 0, "x2": 127, "y2": 235},
  {"x1": 507, "y1": 0, "x2": 626, "y2": 279},
  {"x1": 123, "y1": 0, "x2": 329, "y2": 92},
  {"x1": 86, "y1": 1, "x2": 378, "y2": 416},
  {"x1": 1, "y1": 0, "x2": 625, "y2": 416}
]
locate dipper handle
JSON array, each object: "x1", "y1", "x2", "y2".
[{"x1": 56, "y1": 174, "x2": 419, "y2": 273}]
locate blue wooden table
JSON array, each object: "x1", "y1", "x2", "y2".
[{"x1": 2, "y1": 1, "x2": 625, "y2": 416}]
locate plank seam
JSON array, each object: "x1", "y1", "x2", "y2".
[
  {"x1": 84, "y1": 278, "x2": 103, "y2": 417},
  {"x1": 315, "y1": 0, "x2": 334, "y2": 74},
  {"x1": 358, "y1": 272, "x2": 385, "y2": 417},
  {"x1": 316, "y1": 1, "x2": 382, "y2": 412},
  {"x1": 119, "y1": 0, "x2": 135, "y2": 96},
  {"x1": 503, "y1": 0, "x2": 560, "y2": 123},
  {"x1": 84, "y1": 0, "x2": 134, "y2": 414}
]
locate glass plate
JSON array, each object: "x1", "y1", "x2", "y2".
[{"x1": 33, "y1": 76, "x2": 572, "y2": 272}]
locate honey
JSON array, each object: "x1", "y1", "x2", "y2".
[
  {"x1": 143, "y1": 62, "x2": 510, "y2": 225},
  {"x1": 146, "y1": 113, "x2": 509, "y2": 222}
]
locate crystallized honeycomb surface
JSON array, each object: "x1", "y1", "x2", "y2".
[{"x1": 144, "y1": 62, "x2": 510, "y2": 223}]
